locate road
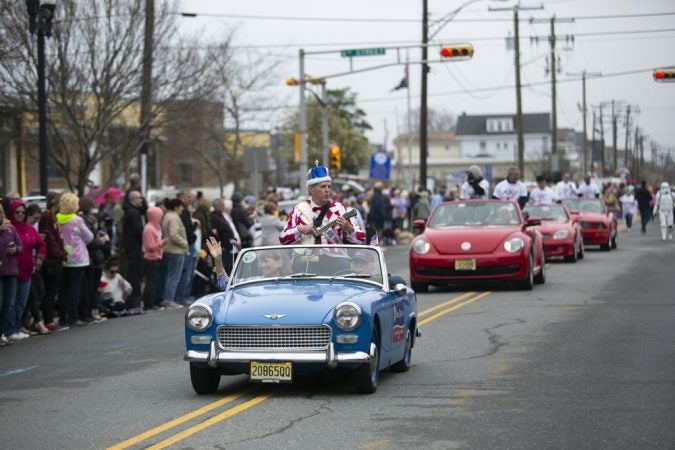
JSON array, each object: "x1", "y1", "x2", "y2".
[{"x1": 1, "y1": 226, "x2": 674, "y2": 449}]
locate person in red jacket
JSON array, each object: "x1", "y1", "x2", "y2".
[
  {"x1": 38, "y1": 192, "x2": 68, "y2": 330},
  {"x1": 5, "y1": 200, "x2": 45, "y2": 340}
]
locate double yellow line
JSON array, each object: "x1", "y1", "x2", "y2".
[{"x1": 108, "y1": 290, "x2": 493, "y2": 449}]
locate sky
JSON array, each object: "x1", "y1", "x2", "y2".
[{"x1": 177, "y1": 0, "x2": 675, "y2": 158}]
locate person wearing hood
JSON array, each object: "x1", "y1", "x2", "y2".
[
  {"x1": 142, "y1": 206, "x2": 166, "y2": 310},
  {"x1": 3, "y1": 200, "x2": 46, "y2": 340},
  {"x1": 0, "y1": 204, "x2": 23, "y2": 344},
  {"x1": 460, "y1": 165, "x2": 490, "y2": 200},
  {"x1": 56, "y1": 193, "x2": 94, "y2": 327},
  {"x1": 652, "y1": 182, "x2": 675, "y2": 241}
]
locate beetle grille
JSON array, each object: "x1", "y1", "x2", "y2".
[{"x1": 217, "y1": 326, "x2": 332, "y2": 350}]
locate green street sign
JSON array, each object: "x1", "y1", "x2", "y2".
[{"x1": 340, "y1": 47, "x2": 386, "y2": 58}]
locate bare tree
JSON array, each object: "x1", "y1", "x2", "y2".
[
  {"x1": 0, "y1": 0, "x2": 221, "y2": 194},
  {"x1": 405, "y1": 107, "x2": 456, "y2": 132}
]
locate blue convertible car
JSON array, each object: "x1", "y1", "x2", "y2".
[{"x1": 184, "y1": 244, "x2": 418, "y2": 394}]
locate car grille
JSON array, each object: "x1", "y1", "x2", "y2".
[
  {"x1": 416, "y1": 265, "x2": 521, "y2": 277},
  {"x1": 579, "y1": 221, "x2": 606, "y2": 229},
  {"x1": 216, "y1": 325, "x2": 332, "y2": 351}
]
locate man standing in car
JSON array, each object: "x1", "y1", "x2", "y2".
[{"x1": 492, "y1": 166, "x2": 529, "y2": 209}]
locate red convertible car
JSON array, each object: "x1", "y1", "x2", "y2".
[
  {"x1": 409, "y1": 200, "x2": 546, "y2": 292},
  {"x1": 523, "y1": 204, "x2": 584, "y2": 262},
  {"x1": 561, "y1": 198, "x2": 617, "y2": 251}
]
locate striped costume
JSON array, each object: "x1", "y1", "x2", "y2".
[{"x1": 279, "y1": 199, "x2": 366, "y2": 246}]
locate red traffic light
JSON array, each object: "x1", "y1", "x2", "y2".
[
  {"x1": 653, "y1": 68, "x2": 675, "y2": 82},
  {"x1": 440, "y1": 44, "x2": 474, "y2": 59}
]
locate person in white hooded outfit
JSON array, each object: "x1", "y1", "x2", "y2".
[{"x1": 652, "y1": 182, "x2": 674, "y2": 240}]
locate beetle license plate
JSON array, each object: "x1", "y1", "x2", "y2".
[
  {"x1": 250, "y1": 361, "x2": 293, "y2": 383},
  {"x1": 454, "y1": 259, "x2": 476, "y2": 271}
]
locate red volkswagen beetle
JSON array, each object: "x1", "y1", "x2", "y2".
[
  {"x1": 561, "y1": 198, "x2": 617, "y2": 251},
  {"x1": 409, "y1": 200, "x2": 546, "y2": 292},
  {"x1": 523, "y1": 204, "x2": 584, "y2": 262}
]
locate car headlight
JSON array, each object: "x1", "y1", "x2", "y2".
[
  {"x1": 553, "y1": 229, "x2": 569, "y2": 240},
  {"x1": 185, "y1": 304, "x2": 213, "y2": 332},
  {"x1": 333, "y1": 302, "x2": 362, "y2": 332},
  {"x1": 412, "y1": 238, "x2": 431, "y2": 255},
  {"x1": 503, "y1": 237, "x2": 524, "y2": 253}
]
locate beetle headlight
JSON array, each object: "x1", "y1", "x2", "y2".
[
  {"x1": 333, "y1": 302, "x2": 362, "y2": 332},
  {"x1": 553, "y1": 229, "x2": 569, "y2": 240},
  {"x1": 503, "y1": 237, "x2": 524, "y2": 253},
  {"x1": 412, "y1": 238, "x2": 431, "y2": 255},
  {"x1": 185, "y1": 304, "x2": 213, "y2": 332}
]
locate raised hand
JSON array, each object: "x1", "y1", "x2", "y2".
[{"x1": 205, "y1": 236, "x2": 223, "y2": 260}]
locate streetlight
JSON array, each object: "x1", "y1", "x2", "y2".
[
  {"x1": 419, "y1": 0, "x2": 506, "y2": 190},
  {"x1": 26, "y1": 0, "x2": 56, "y2": 196}
]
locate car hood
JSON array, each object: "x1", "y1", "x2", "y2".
[
  {"x1": 214, "y1": 280, "x2": 379, "y2": 325},
  {"x1": 577, "y1": 212, "x2": 608, "y2": 222},
  {"x1": 424, "y1": 226, "x2": 522, "y2": 254},
  {"x1": 536, "y1": 221, "x2": 570, "y2": 233}
]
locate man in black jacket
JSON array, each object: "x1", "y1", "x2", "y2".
[
  {"x1": 210, "y1": 198, "x2": 237, "y2": 274},
  {"x1": 367, "y1": 181, "x2": 386, "y2": 245},
  {"x1": 231, "y1": 193, "x2": 254, "y2": 249},
  {"x1": 122, "y1": 191, "x2": 145, "y2": 309},
  {"x1": 635, "y1": 180, "x2": 653, "y2": 234}
]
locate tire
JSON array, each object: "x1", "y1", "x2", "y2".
[
  {"x1": 564, "y1": 248, "x2": 577, "y2": 263},
  {"x1": 411, "y1": 281, "x2": 428, "y2": 293},
  {"x1": 517, "y1": 254, "x2": 534, "y2": 290},
  {"x1": 534, "y1": 254, "x2": 546, "y2": 285},
  {"x1": 600, "y1": 240, "x2": 610, "y2": 251},
  {"x1": 190, "y1": 363, "x2": 221, "y2": 395},
  {"x1": 354, "y1": 326, "x2": 380, "y2": 394},
  {"x1": 577, "y1": 240, "x2": 585, "y2": 260},
  {"x1": 391, "y1": 329, "x2": 412, "y2": 373}
]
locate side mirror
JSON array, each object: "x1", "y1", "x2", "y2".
[
  {"x1": 392, "y1": 283, "x2": 407, "y2": 296},
  {"x1": 526, "y1": 216, "x2": 541, "y2": 227},
  {"x1": 412, "y1": 219, "x2": 426, "y2": 235}
]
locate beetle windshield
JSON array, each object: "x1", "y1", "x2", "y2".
[
  {"x1": 562, "y1": 199, "x2": 604, "y2": 214},
  {"x1": 427, "y1": 202, "x2": 521, "y2": 227},
  {"x1": 231, "y1": 246, "x2": 384, "y2": 285},
  {"x1": 523, "y1": 205, "x2": 569, "y2": 221}
]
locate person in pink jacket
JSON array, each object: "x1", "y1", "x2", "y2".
[
  {"x1": 142, "y1": 206, "x2": 166, "y2": 311},
  {"x1": 1, "y1": 204, "x2": 23, "y2": 344},
  {"x1": 4, "y1": 200, "x2": 46, "y2": 340},
  {"x1": 56, "y1": 193, "x2": 93, "y2": 327}
]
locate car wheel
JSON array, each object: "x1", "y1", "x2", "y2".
[
  {"x1": 564, "y1": 246, "x2": 577, "y2": 263},
  {"x1": 391, "y1": 328, "x2": 412, "y2": 373},
  {"x1": 517, "y1": 254, "x2": 534, "y2": 290},
  {"x1": 534, "y1": 254, "x2": 546, "y2": 285},
  {"x1": 577, "y1": 240, "x2": 585, "y2": 260},
  {"x1": 411, "y1": 281, "x2": 428, "y2": 293},
  {"x1": 600, "y1": 239, "x2": 610, "y2": 251},
  {"x1": 190, "y1": 362, "x2": 220, "y2": 395},
  {"x1": 354, "y1": 326, "x2": 380, "y2": 394}
]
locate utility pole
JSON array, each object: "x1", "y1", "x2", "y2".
[
  {"x1": 419, "y1": 0, "x2": 429, "y2": 190},
  {"x1": 599, "y1": 106, "x2": 605, "y2": 176},
  {"x1": 623, "y1": 104, "x2": 631, "y2": 168},
  {"x1": 298, "y1": 49, "x2": 308, "y2": 187},
  {"x1": 591, "y1": 110, "x2": 596, "y2": 174},
  {"x1": 490, "y1": 3, "x2": 543, "y2": 176},
  {"x1": 139, "y1": 0, "x2": 154, "y2": 194},
  {"x1": 611, "y1": 100, "x2": 618, "y2": 173}
]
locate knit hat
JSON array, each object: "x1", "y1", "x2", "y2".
[{"x1": 307, "y1": 163, "x2": 331, "y2": 187}]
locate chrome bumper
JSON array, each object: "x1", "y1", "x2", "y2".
[{"x1": 184, "y1": 341, "x2": 375, "y2": 369}]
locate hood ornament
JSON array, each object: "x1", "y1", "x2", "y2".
[{"x1": 263, "y1": 314, "x2": 287, "y2": 320}]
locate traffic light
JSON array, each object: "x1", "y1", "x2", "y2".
[
  {"x1": 440, "y1": 44, "x2": 474, "y2": 59},
  {"x1": 286, "y1": 77, "x2": 299, "y2": 86},
  {"x1": 329, "y1": 145, "x2": 341, "y2": 171},
  {"x1": 653, "y1": 68, "x2": 675, "y2": 82}
]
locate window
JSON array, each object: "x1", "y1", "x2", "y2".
[{"x1": 178, "y1": 162, "x2": 192, "y2": 183}]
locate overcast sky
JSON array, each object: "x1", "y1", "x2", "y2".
[{"x1": 178, "y1": 0, "x2": 675, "y2": 157}]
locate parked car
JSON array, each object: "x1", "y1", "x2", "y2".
[
  {"x1": 184, "y1": 244, "x2": 418, "y2": 395},
  {"x1": 523, "y1": 204, "x2": 584, "y2": 262},
  {"x1": 561, "y1": 198, "x2": 617, "y2": 251},
  {"x1": 409, "y1": 200, "x2": 546, "y2": 291}
]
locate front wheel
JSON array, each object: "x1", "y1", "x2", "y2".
[
  {"x1": 190, "y1": 363, "x2": 221, "y2": 395},
  {"x1": 391, "y1": 329, "x2": 412, "y2": 373},
  {"x1": 517, "y1": 254, "x2": 534, "y2": 290},
  {"x1": 353, "y1": 327, "x2": 380, "y2": 394}
]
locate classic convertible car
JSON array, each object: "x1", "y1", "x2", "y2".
[
  {"x1": 409, "y1": 200, "x2": 546, "y2": 291},
  {"x1": 561, "y1": 198, "x2": 618, "y2": 251},
  {"x1": 523, "y1": 204, "x2": 584, "y2": 262},
  {"x1": 184, "y1": 245, "x2": 418, "y2": 395}
]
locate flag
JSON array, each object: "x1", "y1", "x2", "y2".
[{"x1": 390, "y1": 64, "x2": 409, "y2": 92}]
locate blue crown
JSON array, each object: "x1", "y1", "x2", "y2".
[{"x1": 307, "y1": 164, "x2": 331, "y2": 187}]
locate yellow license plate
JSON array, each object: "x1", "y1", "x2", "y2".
[
  {"x1": 454, "y1": 259, "x2": 476, "y2": 271},
  {"x1": 250, "y1": 361, "x2": 293, "y2": 383}
]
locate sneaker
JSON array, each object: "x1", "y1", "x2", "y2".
[
  {"x1": 7, "y1": 332, "x2": 30, "y2": 342},
  {"x1": 45, "y1": 322, "x2": 56, "y2": 331},
  {"x1": 1, "y1": 334, "x2": 10, "y2": 345}
]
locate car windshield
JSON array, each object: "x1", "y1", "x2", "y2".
[
  {"x1": 523, "y1": 205, "x2": 568, "y2": 221},
  {"x1": 427, "y1": 202, "x2": 521, "y2": 227},
  {"x1": 562, "y1": 199, "x2": 604, "y2": 214},
  {"x1": 231, "y1": 245, "x2": 384, "y2": 286}
]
